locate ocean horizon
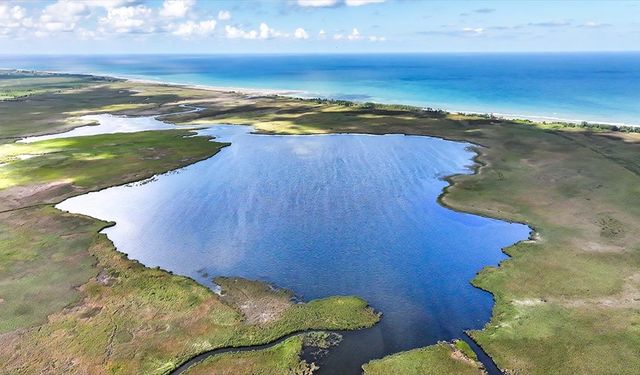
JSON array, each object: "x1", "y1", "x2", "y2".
[{"x1": 2, "y1": 52, "x2": 639, "y2": 126}]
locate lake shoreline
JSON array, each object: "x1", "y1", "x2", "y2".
[
  {"x1": 48, "y1": 99, "x2": 525, "y2": 373},
  {"x1": 36, "y1": 102, "x2": 510, "y2": 373}
]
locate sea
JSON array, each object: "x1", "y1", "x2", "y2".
[{"x1": 1, "y1": 52, "x2": 639, "y2": 126}]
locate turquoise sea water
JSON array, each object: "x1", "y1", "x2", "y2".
[{"x1": 1, "y1": 52, "x2": 639, "y2": 125}]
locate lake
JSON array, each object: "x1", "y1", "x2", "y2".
[{"x1": 56, "y1": 120, "x2": 530, "y2": 373}]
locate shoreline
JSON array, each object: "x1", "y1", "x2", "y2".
[
  {"x1": 3, "y1": 67, "x2": 638, "y2": 128},
  {"x1": 450, "y1": 110, "x2": 639, "y2": 128}
]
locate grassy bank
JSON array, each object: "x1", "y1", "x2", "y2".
[
  {"x1": 0, "y1": 130, "x2": 229, "y2": 211},
  {"x1": 362, "y1": 340, "x2": 484, "y2": 375},
  {"x1": 183, "y1": 335, "x2": 312, "y2": 375},
  {"x1": 0, "y1": 70, "x2": 239, "y2": 143},
  {"x1": 182, "y1": 332, "x2": 342, "y2": 375}
]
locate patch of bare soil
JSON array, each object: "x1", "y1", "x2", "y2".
[
  {"x1": 95, "y1": 270, "x2": 115, "y2": 286},
  {"x1": 0, "y1": 180, "x2": 76, "y2": 211},
  {"x1": 215, "y1": 277, "x2": 294, "y2": 325},
  {"x1": 447, "y1": 342, "x2": 486, "y2": 372},
  {"x1": 559, "y1": 273, "x2": 640, "y2": 309},
  {"x1": 238, "y1": 296, "x2": 292, "y2": 325}
]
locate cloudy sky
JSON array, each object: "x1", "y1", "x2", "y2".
[{"x1": 1, "y1": 0, "x2": 639, "y2": 54}]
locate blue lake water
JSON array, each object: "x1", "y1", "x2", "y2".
[
  {"x1": 2, "y1": 53, "x2": 640, "y2": 125},
  {"x1": 57, "y1": 122, "x2": 529, "y2": 373},
  {"x1": 19, "y1": 114, "x2": 178, "y2": 143}
]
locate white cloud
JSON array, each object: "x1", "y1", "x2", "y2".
[
  {"x1": 0, "y1": 4, "x2": 30, "y2": 37},
  {"x1": 259, "y1": 22, "x2": 270, "y2": 38},
  {"x1": 42, "y1": 0, "x2": 89, "y2": 19},
  {"x1": 38, "y1": 0, "x2": 90, "y2": 34},
  {"x1": 580, "y1": 21, "x2": 610, "y2": 28},
  {"x1": 99, "y1": 5, "x2": 154, "y2": 33},
  {"x1": 0, "y1": 4, "x2": 25, "y2": 21},
  {"x1": 331, "y1": 27, "x2": 384, "y2": 42},
  {"x1": 76, "y1": 27, "x2": 97, "y2": 40},
  {"x1": 224, "y1": 23, "x2": 296, "y2": 40},
  {"x1": 347, "y1": 27, "x2": 360, "y2": 40},
  {"x1": 462, "y1": 27, "x2": 484, "y2": 35},
  {"x1": 217, "y1": 10, "x2": 231, "y2": 21},
  {"x1": 294, "y1": 27, "x2": 309, "y2": 39},
  {"x1": 85, "y1": 0, "x2": 139, "y2": 9},
  {"x1": 173, "y1": 18, "x2": 216, "y2": 37},
  {"x1": 297, "y1": 0, "x2": 338, "y2": 7},
  {"x1": 225, "y1": 24, "x2": 258, "y2": 39},
  {"x1": 259, "y1": 22, "x2": 283, "y2": 39},
  {"x1": 3, "y1": 1, "x2": 390, "y2": 43},
  {"x1": 345, "y1": 0, "x2": 385, "y2": 6},
  {"x1": 297, "y1": 0, "x2": 384, "y2": 7},
  {"x1": 159, "y1": 0, "x2": 194, "y2": 18}
]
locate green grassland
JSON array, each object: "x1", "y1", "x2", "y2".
[
  {"x1": 1, "y1": 72, "x2": 640, "y2": 374},
  {"x1": 0, "y1": 206, "x2": 101, "y2": 333},
  {"x1": 183, "y1": 335, "x2": 315, "y2": 375},
  {"x1": 182, "y1": 332, "x2": 343, "y2": 375},
  {"x1": 362, "y1": 341, "x2": 484, "y2": 375},
  {"x1": 0, "y1": 70, "x2": 112, "y2": 101},
  {"x1": 0, "y1": 130, "x2": 228, "y2": 210}
]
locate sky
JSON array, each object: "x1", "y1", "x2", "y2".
[{"x1": 0, "y1": 0, "x2": 638, "y2": 54}]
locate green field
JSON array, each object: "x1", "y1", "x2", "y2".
[
  {"x1": 183, "y1": 335, "x2": 312, "y2": 375},
  {"x1": 183, "y1": 332, "x2": 343, "y2": 375},
  {"x1": 1, "y1": 71, "x2": 639, "y2": 374},
  {"x1": 0, "y1": 70, "x2": 112, "y2": 101},
  {"x1": 362, "y1": 341, "x2": 484, "y2": 375}
]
